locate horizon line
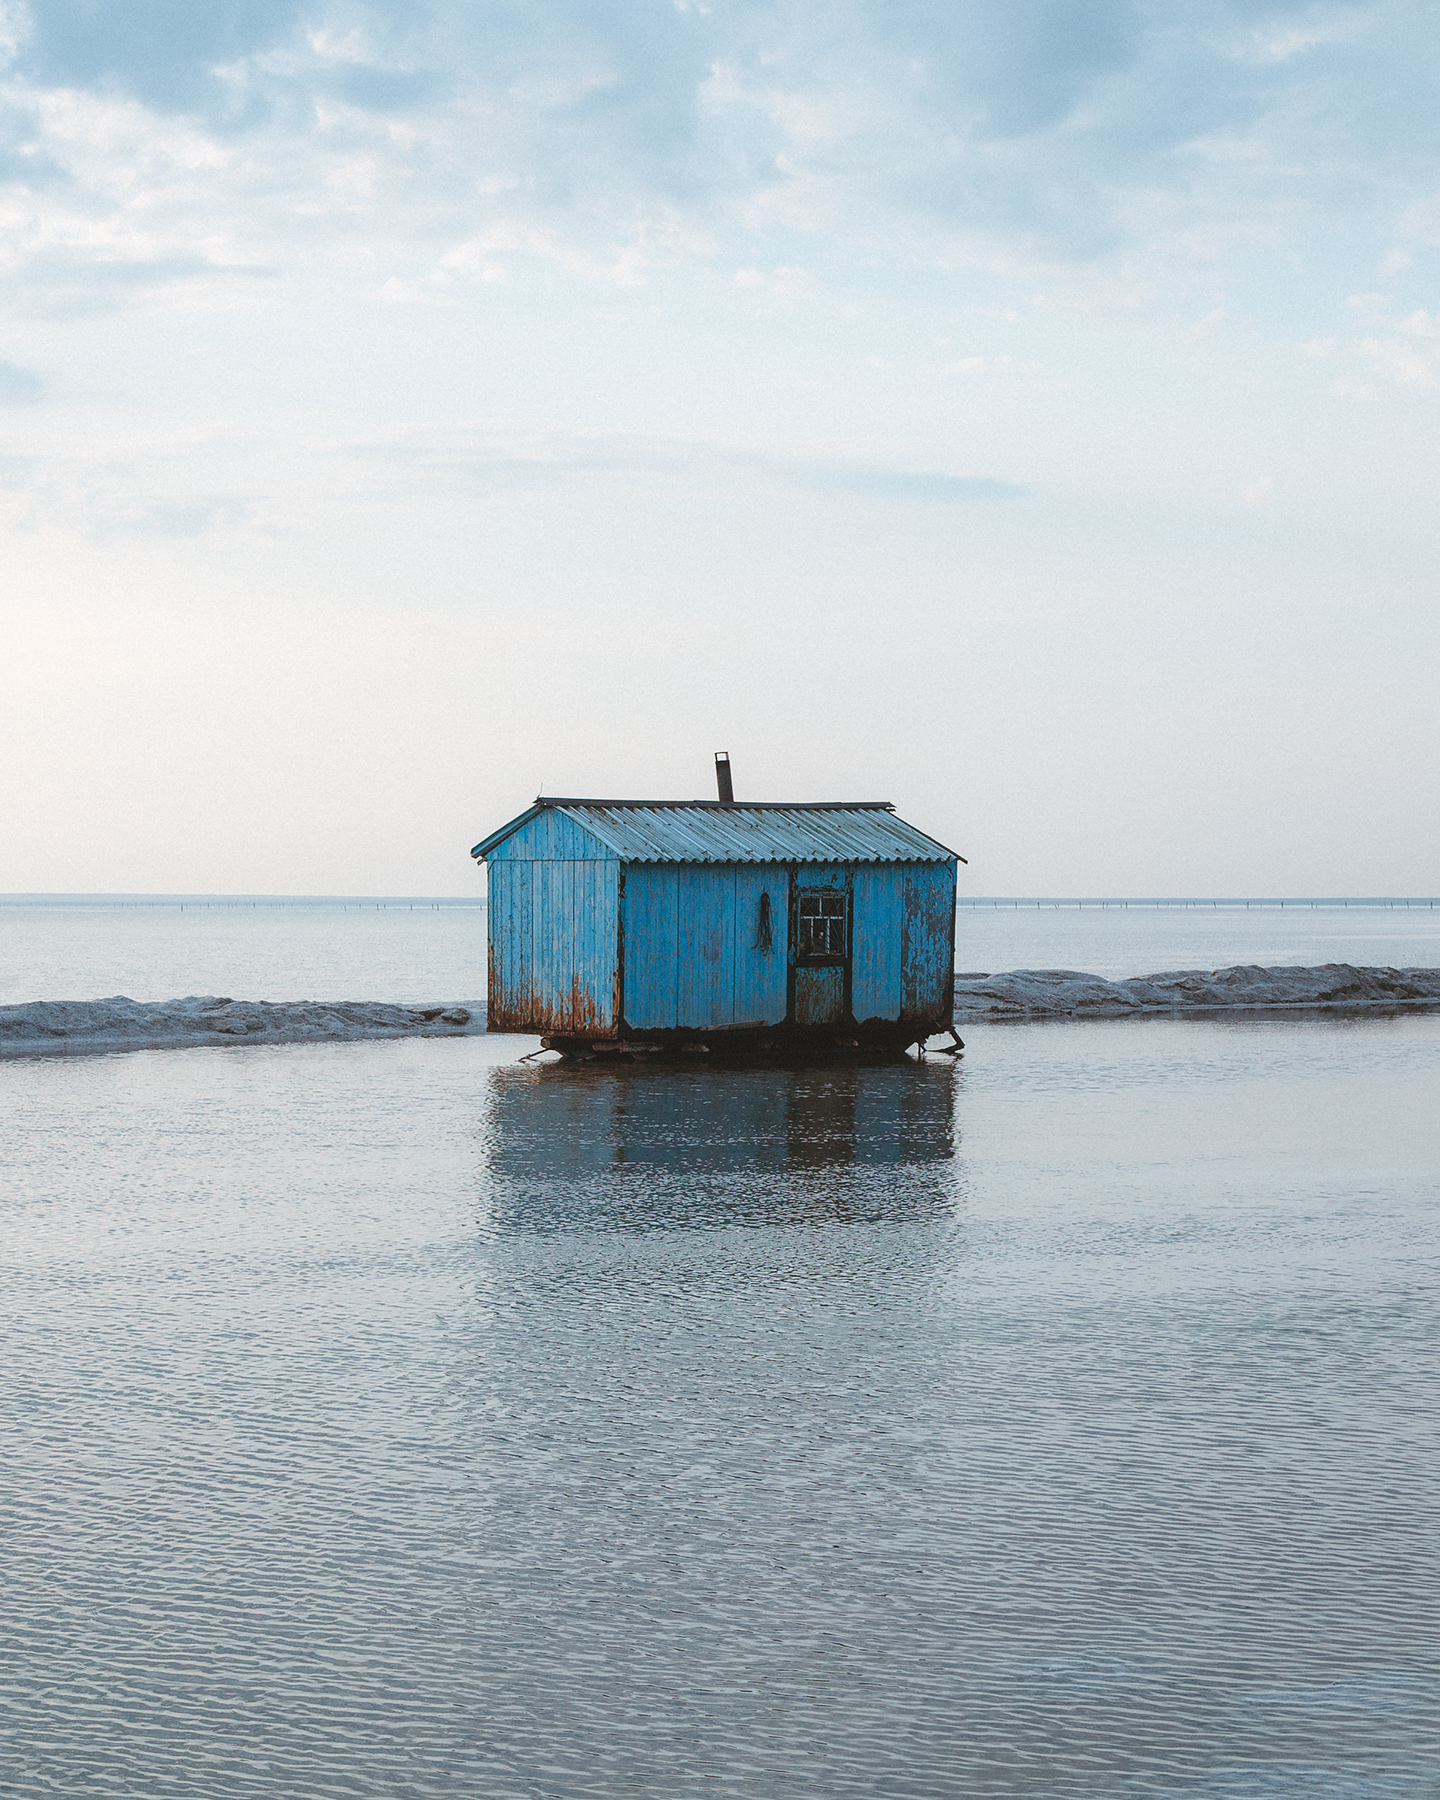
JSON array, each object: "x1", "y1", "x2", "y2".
[{"x1": 1, "y1": 892, "x2": 1437, "y2": 907}]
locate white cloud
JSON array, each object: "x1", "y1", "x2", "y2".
[
  {"x1": 730, "y1": 264, "x2": 815, "y2": 298},
  {"x1": 942, "y1": 355, "x2": 1040, "y2": 375},
  {"x1": 1236, "y1": 11, "x2": 1370, "y2": 65},
  {"x1": 0, "y1": 443, "x2": 260, "y2": 539},
  {"x1": 1185, "y1": 307, "x2": 1226, "y2": 340},
  {"x1": 0, "y1": 418, "x2": 1026, "y2": 540},
  {"x1": 0, "y1": 1, "x2": 1436, "y2": 327},
  {"x1": 1360, "y1": 335, "x2": 1439, "y2": 387},
  {"x1": 1398, "y1": 192, "x2": 1440, "y2": 246},
  {"x1": 1241, "y1": 476, "x2": 1275, "y2": 508},
  {"x1": 0, "y1": 357, "x2": 42, "y2": 402},
  {"x1": 1351, "y1": 306, "x2": 1440, "y2": 390}
]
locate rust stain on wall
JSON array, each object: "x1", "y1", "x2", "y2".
[{"x1": 492, "y1": 976, "x2": 604, "y2": 1035}]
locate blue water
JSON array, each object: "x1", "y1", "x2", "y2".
[
  {"x1": 1, "y1": 896, "x2": 1437, "y2": 1005},
  {"x1": 954, "y1": 900, "x2": 1440, "y2": 983},
  {"x1": 3, "y1": 904, "x2": 1438, "y2": 1796},
  {"x1": 0, "y1": 898, "x2": 487, "y2": 1007}
]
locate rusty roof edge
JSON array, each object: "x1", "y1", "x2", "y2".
[{"x1": 535, "y1": 797, "x2": 897, "y2": 811}]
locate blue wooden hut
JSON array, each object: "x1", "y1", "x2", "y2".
[{"x1": 471, "y1": 766, "x2": 963, "y2": 1055}]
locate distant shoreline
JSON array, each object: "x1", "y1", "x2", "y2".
[
  {"x1": 0, "y1": 894, "x2": 485, "y2": 907},
  {"x1": 961, "y1": 897, "x2": 1439, "y2": 909}
]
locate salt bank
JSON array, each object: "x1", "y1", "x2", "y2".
[{"x1": 471, "y1": 755, "x2": 964, "y2": 1059}]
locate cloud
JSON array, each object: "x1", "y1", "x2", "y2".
[
  {"x1": 1235, "y1": 9, "x2": 1370, "y2": 65},
  {"x1": 336, "y1": 425, "x2": 1026, "y2": 504},
  {"x1": 1185, "y1": 307, "x2": 1227, "y2": 340},
  {"x1": 0, "y1": 359, "x2": 43, "y2": 402},
  {"x1": 2, "y1": 1, "x2": 1439, "y2": 320},
  {"x1": 943, "y1": 355, "x2": 1039, "y2": 374},
  {"x1": 0, "y1": 442, "x2": 259, "y2": 538},
  {"x1": 1346, "y1": 303, "x2": 1440, "y2": 389},
  {"x1": 0, "y1": 421, "x2": 1023, "y2": 538},
  {"x1": 788, "y1": 463, "x2": 1022, "y2": 501},
  {"x1": 15, "y1": 0, "x2": 303, "y2": 112}
]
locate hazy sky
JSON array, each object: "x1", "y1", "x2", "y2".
[{"x1": 3, "y1": 0, "x2": 1438, "y2": 895}]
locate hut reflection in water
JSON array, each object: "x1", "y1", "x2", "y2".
[{"x1": 477, "y1": 1058, "x2": 961, "y2": 1235}]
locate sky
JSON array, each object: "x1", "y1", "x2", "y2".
[{"x1": 2, "y1": 0, "x2": 1438, "y2": 896}]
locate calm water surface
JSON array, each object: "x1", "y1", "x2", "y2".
[
  {"x1": 2, "y1": 896, "x2": 1439, "y2": 1005},
  {"x1": 957, "y1": 901, "x2": 1440, "y2": 981},
  {"x1": 0, "y1": 900, "x2": 487, "y2": 1007},
  {"x1": 4, "y1": 1015, "x2": 1438, "y2": 1797}
]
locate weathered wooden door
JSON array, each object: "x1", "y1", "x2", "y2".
[{"x1": 790, "y1": 875, "x2": 851, "y2": 1027}]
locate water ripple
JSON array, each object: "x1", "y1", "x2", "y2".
[{"x1": 3, "y1": 1023, "x2": 1439, "y2": 1796}]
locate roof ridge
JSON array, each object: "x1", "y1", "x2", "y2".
[{"x1": 541, "y1": 798, "x2": 895, "y2": 811}]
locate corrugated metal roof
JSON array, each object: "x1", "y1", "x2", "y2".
[{"x1": 472, "y1": 800, "x2": 962, "y2": 864}]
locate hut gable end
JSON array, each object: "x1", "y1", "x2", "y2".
[{"x1": 481, "y1": 808, "x2": 617, "y2": 862}]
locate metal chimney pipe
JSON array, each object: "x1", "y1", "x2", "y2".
[{"x1": 714, "y1": 751, "x2": 734, "y2": 806}]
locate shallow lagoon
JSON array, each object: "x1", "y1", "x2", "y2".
[
  {"x1": 2, "y1": 895, "x2": 1439, "y2": 1006},
  {"x1": 4, "y1": 1014, "x2": 1438, "y2": 1797}
]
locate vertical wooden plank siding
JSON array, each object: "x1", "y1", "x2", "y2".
[
  {"x1": 525, "y1": 857, "x2": 617, "y2": 1034},
  {"x1": 622, "y1": 863, "x2": 787, "y2": 1032},
  {"x1": 484, "y1": 813, "x2": 619, "y2": 1033},
  {"x1": 489, "y1": 808, "x2": 605, "y2": 862},
  {"x1": 850, "y1": 864, "x2": 904, "y2": 1023},
  {"x1": 486, "y1": 862, "x2": 503, "y2": 1020},
  {"x1": 619, "y1": 865, "x2": 680, "y2": 1029},
  {"x1": 518, "y1": 862, "x2": 535, "y2": 1021},
  {"x1": 594, "y1": 860, "x2": 620, "y2": 1030},
  {"x1": 487, "y1": 858, "x2": 538, "y2": 1030},
  {"x1": 900, "y1": 864, "x2": 957, "y2": 1025},
  {"x1": 676, "y1": 865, "x2": 737, "y2": 1028},
  {"x1": 731, "y1": 866, "x2": 789, "y2": 1027}
]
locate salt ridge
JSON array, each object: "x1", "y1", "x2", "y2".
[
  {"x1": 0, "y1": 996, "x2": 484, "y2": 1058},
  {"x1": 953, "y1": 963, "x2": 1440, "y2": 1021},
  {"x1": 4, "y1": 965, "x2": 1439, "y2": 1057}
]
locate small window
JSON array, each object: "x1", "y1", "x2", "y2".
[{"x1": 796, "y1": 890, "x2": 847, "y2": 958}]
